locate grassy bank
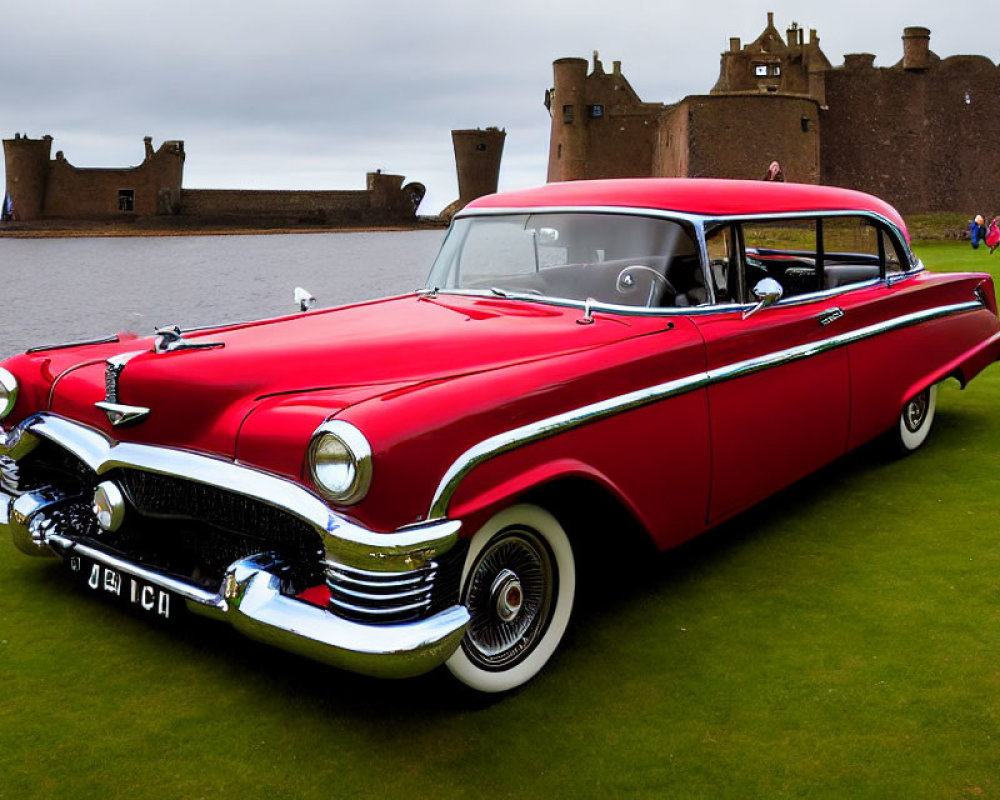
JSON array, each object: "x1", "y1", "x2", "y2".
[{"x1": 1, "y1": 241, "x2": 999, "y2": 798}]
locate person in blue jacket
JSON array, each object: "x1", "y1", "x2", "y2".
[{"x1": 970, "y1": 214, "x2": 987, "y2": 248}]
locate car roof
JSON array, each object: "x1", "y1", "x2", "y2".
[{"x1": 462, "y1": 178, "x2": 910, "y2": 241}]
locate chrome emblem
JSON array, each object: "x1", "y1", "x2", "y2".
[
  {"x1": 95, "y1": 351, "x2": 150, "y2": 427},
  {"x1": 154, "y1": 325, "x2": 223, "y2": 354}
]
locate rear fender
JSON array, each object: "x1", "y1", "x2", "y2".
[{"x1": 902, "y1": 329, "x2": 1000, "y2": 403}]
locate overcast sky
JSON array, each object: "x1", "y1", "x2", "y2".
[{"x1": 3, "y1": 1, "x2": 998, "y2": 215}]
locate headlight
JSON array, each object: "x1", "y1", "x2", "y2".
[
  {"x1": 0, "y1": 368, "x2": 17, "y2": 420},
  {"x1": 307, "y1": 420, "x2": 372, "y2": 505}
]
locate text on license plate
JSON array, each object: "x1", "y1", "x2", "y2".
[{"x1": 70, "y1": 556, "x2": 173, "y2": 619}]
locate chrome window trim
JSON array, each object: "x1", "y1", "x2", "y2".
[
  {"x1": 0, "y1": 414, "x2": 460, "y2": 572},
  {"x1": 428, "y1": 274, "x2": 888, "y2": 318},
  {"x1": 427, "y1": 298, "x2": 983, "y2": 520},
  {"x1": 441, "y1": 205, "x2": 920, "y2": 316}
]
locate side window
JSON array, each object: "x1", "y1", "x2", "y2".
[
  {"x1": 705, "y1": 224, "x2": 738, "y2": 303},
  {"x1": 740, "y1": 219, "x2": 818, "y2": 300},
  {"x1": 881, "y1": 229, "x2": 908, "y2": 276},
  {"x1": 822, "y1": 216, "x2": 883, "y2": 288}
]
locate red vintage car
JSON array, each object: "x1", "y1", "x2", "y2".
[{"x1": 2, "y1": 179, "x2": 999, "y2": 692}]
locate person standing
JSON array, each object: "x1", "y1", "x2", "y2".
[
  {"x1": 987, "y1": 217, "x2": 1000, "y2": 254},
  {"x1": 763, "y1": 161, "x2": 785, "y2": 182},
  {"x1": 970, "y1": 214, "x2": 987, "y2": 249}
]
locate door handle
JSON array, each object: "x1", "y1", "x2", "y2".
[{"x1": 818, "y1": 307, "x2": 844, "y2": 326}]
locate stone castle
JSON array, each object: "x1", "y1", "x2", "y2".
[
  {"x1": 546, "y1": 13, "x2": 1000, "y2": 212},
  {"x1": 2, "y1": 128, "x2": 505, "y2": 226}
]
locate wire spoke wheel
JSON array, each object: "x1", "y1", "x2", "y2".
[
  {"x1": 903, "y1": 388, "x2": 930, "y2": 432},
  {"x1": 895, "y1": 384, "x2": 938, "y2": 453},
  {"x1": 463, "y1": 529, "x2": 555, "y2": 670},
  {"x1": 447, "y1": 504, "x2": 575, "y2": 693}
]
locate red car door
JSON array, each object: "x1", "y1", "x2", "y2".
[{"x1": 695, "y1": 301, "x2": 850, "y2": 524}]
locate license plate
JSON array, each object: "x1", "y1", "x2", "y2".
[{"x1": 69, "y1": 555, "x2": 177, "y2": 620}]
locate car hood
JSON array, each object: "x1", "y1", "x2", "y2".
[{"x1": 40, "y1": 293, "x2": 667, "y2": 457}]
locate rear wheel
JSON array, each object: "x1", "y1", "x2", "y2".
[
  {"x1": 895, "y1": 384, "x2": 938, "y2": 453},
  {"x1": 446, "y1": 504, "x2": 575, "y2": 693}
]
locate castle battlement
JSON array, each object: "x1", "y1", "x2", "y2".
[{"x1": 546, "y1": 13, "x2": 1000, "y2": 212}]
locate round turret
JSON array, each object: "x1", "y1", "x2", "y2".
[
  {"x1": 548, "y1": 58, "x2": 589, "y2": 181},
  {"x1": 3, "y1": 134, "x2": 52, "y2": 220},
  {"x1": 453, "y1": 128, "x2": 505, "y2": 206}
]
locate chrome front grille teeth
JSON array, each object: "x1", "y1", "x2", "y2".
[
  {"x1": 325, "y1": 562, "x2": 439, "y2": 624},
  {"x1": 0, "y1": 455, "x2": 19, "y2": 493}
]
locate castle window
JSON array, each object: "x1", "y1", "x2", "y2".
[
  {"x1": 801, "y1": 117, "x2": 811, "y2": 132},
  {"x1": 476, "y1": 143, "x2": 487, "y2": 151},
  {"x1": 773, "y1": 65, "x2": 781, "y2": 76},
  {"x1": 754, "y1": 64, "x2": 768, "y2": 77},
  {"x1": 118, "y1": 189, "x2": 134, "y2": 212},
  {"x1": 589, "y1": 104, "x2": 604, "y2": 118},
  {"x1": 563, "y1": 105, "x2": 574, "y2": 124}
]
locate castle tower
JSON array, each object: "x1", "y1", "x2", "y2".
[
  {"x1": 3, "y1": 134, "x2": 53, "y2": 220},
  {"x1": 547, "y1": 57, "x2": 589, "y2": 182},
  {"x1": 440, "y1": 128, "x2": 505, "y2": 218},
  {"x1": 453, "y1": 128, "x2": 505, "y2": 204}
]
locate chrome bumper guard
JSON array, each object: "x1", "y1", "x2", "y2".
[{"x1": 0, "y1": 414, "x2": 471, "y2": 678}]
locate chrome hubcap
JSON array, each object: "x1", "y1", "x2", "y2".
[
  {"x1": 462, "y1": 528, "x2": 555, "y2": 670},
  {"x1": 904, "y1": 389, "x2": 929, "y2": 433},
  {"x1": 492, "y1": 569, "x2": 524, "y2": 623}
]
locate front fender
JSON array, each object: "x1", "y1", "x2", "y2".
[{"x1": 446, "y1": 457, "x2": 645, "y2": 537}]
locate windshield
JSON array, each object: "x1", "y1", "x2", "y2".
[{"x1": 426, "y1": 212, "x2": 705, "y2": 308}]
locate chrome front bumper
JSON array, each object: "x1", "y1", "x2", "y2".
[{"x1": 0, "y1": 414, "x2": 471, "y2": 678}]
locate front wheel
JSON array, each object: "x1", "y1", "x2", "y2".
[
  {"x1": 895, "y1": 384, "x2": 938, "y2": 453},
  {"x1": 446, "y1": 504, "x2": 575, "y2": 693}
]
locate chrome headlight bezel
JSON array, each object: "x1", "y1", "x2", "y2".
[
  {"x1": 0, "y1": 368, "x2": 18, "y2": 420},
  {"x1": 307, "y1": 420, "x2": 373, "y2": 506}
]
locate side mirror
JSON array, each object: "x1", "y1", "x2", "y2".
[
  {"x1": 743, "y1": 277, "x2": 783, "y2": 319},
  {"x1": 294, "y1": 286, "x2": 317, "y2": 312}
]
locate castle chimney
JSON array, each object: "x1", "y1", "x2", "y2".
[
  {"x1": 767, "y1": 11, "x2": 774, "y2": 28},
  {"x1": 844, "y1": 53, "x2": 876, "y2": 70},
  {"x1": 786, "y1": 24, "x2": 798, "y2": 48},
  {"x1": 809, "y1": 28, "x2": 818, "y2": 45},
  {"x1": 730, "y1": 37, "x2": 741, "y2": 53},
  {"x1": 902, "y1": 26, "x2": 931, "y2": 71},
  {"x1": 592, "y1": 50, "x2": 604, "y2": 74}
]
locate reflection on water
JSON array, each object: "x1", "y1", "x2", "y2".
[{"x1": 0, "y1": 231, "x2": 445, "y2": 357}]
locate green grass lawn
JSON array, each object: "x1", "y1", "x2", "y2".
[{"x1": 2, "y1": 241, "x2": 999, "y2": 799}]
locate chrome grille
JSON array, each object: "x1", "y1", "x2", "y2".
[
  {"x1": 0, "y1": 455, "x2": 19, "y2": 493},
  {"x1": 325, "y1": 541, "x2": 466, "y2": 624},
  {"x1": 326, "y1": 562, "x2": 438, "y2": 623}
]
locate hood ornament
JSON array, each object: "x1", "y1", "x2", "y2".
[
  {"x1": 95, "y1": 351, "x2": 150, "y2": 427},
  {"x1": 154, "y1": 325, "x2": 224, "y2": 354}
]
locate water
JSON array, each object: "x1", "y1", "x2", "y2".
[{"x1": 0, "y1": 230, "x2": 446, "y2": 358}]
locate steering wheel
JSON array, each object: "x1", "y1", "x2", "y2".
[{"x1": 615, "y1": 265, "x2": 676, "y2": 307}]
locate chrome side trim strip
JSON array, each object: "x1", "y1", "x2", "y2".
[
  {"x1": 26, "y1": 334, "x2": 122, "y2": 354},
  {"x1": 427, "y1": 299, "x2": 983, "y2": 519},
  {"x1": 1, "y1": 414, "x2": 460, "y2": 572}
]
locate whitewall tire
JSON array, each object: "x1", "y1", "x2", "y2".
[
  {"x1": 446, "y1": 504, "x2": 576, "y2": 693},
  {"x1": 896, "y1": 384, "x2": 938, "y2": 453}
]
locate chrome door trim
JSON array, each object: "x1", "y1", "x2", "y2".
[{"x1": 427, "y1": 298, "x2": 983, "y2": 520}]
